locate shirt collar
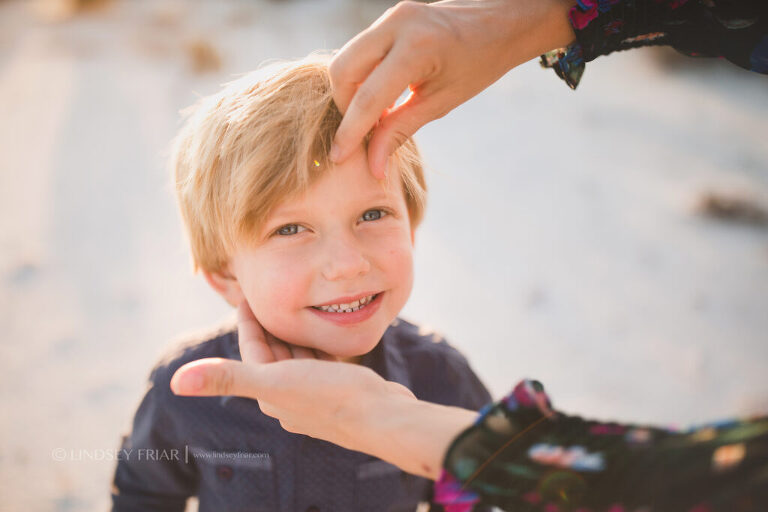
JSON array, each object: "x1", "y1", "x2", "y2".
[{"x1": 359, "y1": 319, "x2": 412, "y2": 390}]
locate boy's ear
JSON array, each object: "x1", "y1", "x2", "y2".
[{"x1": 203, "y1": 267, "x2": 245, "y2": 308}]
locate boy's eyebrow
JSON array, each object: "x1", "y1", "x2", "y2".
[
  {"x1": 268, "y1": 190, "x2": 397, "y2": 221},
  {"x1": 267, "y1": 204, "x2": 307, "y2": 220},
  {"x1": 358, "y1": 189, "x2": 393, "y2": 204}
]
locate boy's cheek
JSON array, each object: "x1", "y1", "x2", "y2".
[
  {"x1": 373, "y1": 227, "x2": 414, "y2": 260},
  {"x1": 259, "y1": 318, "x2": 305, "y2": 346},
  {"x1": 241, "y1": 271, "x2": 309, "y2": 324},
  {"x1": 384, "y1": 239, "x2": 415, "y2": 275},
  {"x1": 247, "y1": 295, "x2": 316, "y2": 349},
  {"x1": 381, "y1": 244, "x2": 415, "y2": 307}
]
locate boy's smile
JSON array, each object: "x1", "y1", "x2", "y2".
[
  {"x1": 309, "y1": 291, "x2": 384, "y2": 325},
  {"x1": 208, "y1": 147, "x2": 415, "y2": 360}
]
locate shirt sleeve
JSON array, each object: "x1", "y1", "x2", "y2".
[
  {"x1": 111, "y1": 366, "x2": 197, "y2": 512},
  {"x1": 434, "y1": 379, "x2": 768, "y2": 512},
  {"x1": 541, "y1": 0, "x2": 768, "y2": 89}
]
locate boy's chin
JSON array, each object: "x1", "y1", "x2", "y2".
[
  {"x1": 315, "y1": 336, "x2": 380, "y2": 360},
  {"x1": 271, "y1": 323, "x2": 388, "y2": 360},
  {"x1": 304, "y1": 330, "x2": 383, "y2": 361}
]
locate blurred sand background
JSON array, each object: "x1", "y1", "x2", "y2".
[{"x1": 0, "y1": 0, "x2": 767, "y2": 510}]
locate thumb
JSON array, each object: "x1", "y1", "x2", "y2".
[
  {"x1": 367, "y1": 95, "x2": 440, "y2": 179},
  {"x1": 170, "y1": 358, "x2": 267, "y2": 399}
]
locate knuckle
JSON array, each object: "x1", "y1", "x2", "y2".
[
  {"x1": 405, "y1": 25, "x2": 439, "y2": 51},
  {"x1": 352, "y1": 86, "x2": 376, "y2": 112},
  {"x1": 390, "y1": 1, "x2": 422, "y2": 20},
  {"x1": 391, "y1": 129, "x2": 410, "y2": 149},
  {"x1": 432, "y1": 105, "x2": 450, "y2": 120},
  {"x1": 260, "y1": 401, "x2": 275, "y2": 417},
  {"x1": 328, "y1": 55, "x2": 346, "y2": 82},
  {"x1": 214, "y1": 364, "x2": 235, "y2": 395}
]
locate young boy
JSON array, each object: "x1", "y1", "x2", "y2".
[{"x1": 111, "y1": 55, "x2": 491, "y2": 512}]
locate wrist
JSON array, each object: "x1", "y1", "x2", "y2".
[
  {"x1": 546, "y1": 0, "x2": 578, "y2": 49},
  {"x1": 496, "y1": 0, "x2": 577, "y2": 66},
  {"x1": 362, "y1": 393, "x2": 476, "y2": 479},
  {"x1": 346, "y1": 390, "x2": 415, "y2": 458}
]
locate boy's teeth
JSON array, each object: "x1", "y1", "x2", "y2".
[{"x1": 315, "y1": 294, "x2": 376, "y2": 313}]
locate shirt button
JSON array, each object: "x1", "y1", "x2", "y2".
[{"x1": 216, "y1": 464, "x2": 233, "y2": 481}]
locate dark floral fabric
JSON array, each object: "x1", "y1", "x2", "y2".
[
  {"x1": 434, "y1": 380, "x2": 768, "y2": 512},
  {"x1": 541, "y1": 0, "x2": 768, "y2": 88}
]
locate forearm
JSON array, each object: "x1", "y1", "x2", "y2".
[
  {"x1": 349, "y1": 393, "x2": 476, "y2": 480},
  {"x1": 501, "y1": 0, "x2": 576, "y2": 61},
  {"x1": 459, "y1": 0, "x2": 577, "y2": 69}
]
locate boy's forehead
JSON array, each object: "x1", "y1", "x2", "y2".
[
  {"x1": 268, "y1": 173, "x2": 402, "y2": 218},
  {"x1": 267, "y1": 167, "x2": 405, "y2": 217}
]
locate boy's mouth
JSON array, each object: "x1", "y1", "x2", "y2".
[
  {"x1": 311, "y1": 293, "x2": 380, "y2": 313},
  {"x1": 308, "y1": 292, "x2": 384, "y2": 327}
]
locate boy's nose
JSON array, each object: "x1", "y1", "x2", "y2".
[{"x1": 321, "y1": 236, "x2": 371, "y2": 281}]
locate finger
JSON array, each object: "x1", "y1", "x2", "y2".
[
  {"x1": 329, "y1": 21, "x2": 394, "y2": 116},
  {"x1": 268, "y1": 338, "x2": 294, "y2": 361},
  {"x1": 332, "y1": 44, "x2": 422, "y2": 167},
  {"x1": 290, "y1": 345, "x2": 317, "y2": 359},
  {"x1": 170, "y1": 358, "x2": 267, "y2": 398},
  {"x1": 314, "y1": 349, "x2": 338, "y2": 362},
  {"x1": 255, "y1": 399, "x2": 281, "y2": 420},
  {"x1": 367, "y1": 92, "x2": 443, "y2": 178},
  {"x1": 255, "y1": 402, "x2": 305, "y2": 436},
  {"x1": 237, "y1": 300, "x2": 274, "y2": 364}
]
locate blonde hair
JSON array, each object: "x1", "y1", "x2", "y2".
[{"x1": 171, "y1": 54, "x2": 426, "y2": 273}]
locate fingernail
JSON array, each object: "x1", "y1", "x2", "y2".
[{"x1": 329, "y1": 143, "x2": 341, "y2": 162}]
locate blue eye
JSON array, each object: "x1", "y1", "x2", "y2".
[
  {"x1": 361, "y1": 209, "x2": 386, "y2": 222},
  {"x1": 275, "y1": 224, "x2": 305, "y2": 236}
]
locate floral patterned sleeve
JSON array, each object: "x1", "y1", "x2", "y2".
[
  {"x1": 541, "y1": 0, "x2": 768, "y2": 88},
  {"x1": 433, "y1": 380, "x2": 768, "y2": 512}
]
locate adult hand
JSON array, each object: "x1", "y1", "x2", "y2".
[
  {"x1": 170, "y1": 301, "x2": 475, "y2": 479},
  {"x1": 171, "y1": 301, "x2": 416, "y2": 450},
  {"x1": 329, "y1": 0, "x2": 576, "y2": 178}
]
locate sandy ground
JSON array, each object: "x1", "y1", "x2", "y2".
[{"x1": 0, "y1": 0, "x2": 767, "y2": 510}]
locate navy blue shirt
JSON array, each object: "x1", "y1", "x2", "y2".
[{"x1": 111, "y1": 318, "x2": 492, "y2": 512}]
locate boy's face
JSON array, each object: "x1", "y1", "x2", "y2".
[{"x1": 213, "y1": 147, "x2": 415, "y2": 359}]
